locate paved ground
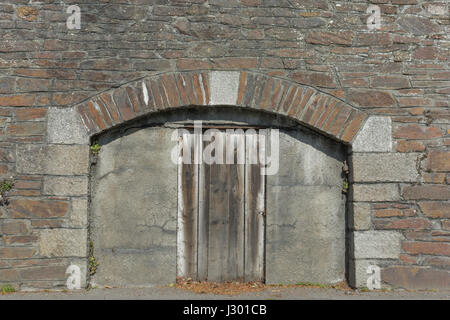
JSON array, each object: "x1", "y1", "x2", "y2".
[{"x1": 1, "y1": 286, "x2": 449, "y2": 300}]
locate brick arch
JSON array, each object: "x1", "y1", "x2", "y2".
[{"x1": 76, "y1": 71, "x2": 368, "y2": 143}]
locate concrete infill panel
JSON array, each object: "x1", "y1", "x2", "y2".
[
  {"x1": 209, "y1": 71, "x2": 240, "y2": 106},
  {"x1": 266, "y1": 129, "x2": 346, "y2": 284},
  {"x1": 352, "y1": 116, "x2": 392, "y2": 152},
  {"x1": 90, "y1": 127, "x2": 177, "y2": 286},
  {"x1": 47, "y1": 107, "x2": 89, "y2": 145}
]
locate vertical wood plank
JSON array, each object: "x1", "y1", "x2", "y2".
[
  {"x1": 207, "y1": 131, "x2": 228, "y2": 281},
  {"x1": 244, "y1": 130, "x2": 266, "y2": 282},
  {"x1": 177, "y1": 133, "x2": 198, "y2": 280},
  {"x1": 226, "y1": 131, "x2": 245, "y2": 281},
  {"x1": 198, "y1": 133, "x2": 209, "y2": 281}
]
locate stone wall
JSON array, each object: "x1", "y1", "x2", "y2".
[{"x1": 0, "y1": 0, "x2": 448, "y2": 290}]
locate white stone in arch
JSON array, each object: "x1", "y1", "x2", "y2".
[
  {"x1": 352, "y1": 116, "x2": 392, "y2": 152},
  {"x1": 209, "y1": 71, "x2": 240, "y2": 106},
  {"x1": 47, "y1": 107, "x2": 89, "y2": 145}
]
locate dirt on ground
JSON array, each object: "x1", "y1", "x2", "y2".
[{"x1": 175, "y1": 278, "x2": 356, "y2": 295}]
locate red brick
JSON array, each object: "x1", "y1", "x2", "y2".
[
  {"x1": 161, "y1": 74, "x2": 180, "y2": 108},
  {"x1": 443, "y1": 220, "x2": 450, "y2": 230},
  {"x1": 92, "y1": 97, "x2": 113, "y2": 127},
  {"x1": 211, "y1": 57, "x2": 258, "y2": 69},
  {"x1": 400, "y1": 254, "x2": 418, "y2": 264},
  {"x1": 306, "y1": 31, "x2": 354, "y2": 45},
  {"x1": 16, "y1": 78, "x2": 50, "y2": 92},
  {"x1": 1, "y1": 220, "x2": 30, "y2": 235},
  {"x1": 9, "y1": 199, "x2": 68, "y2": 219},
  {"x1": 419, "y1": 202, "x2": 450, "y2": 219},
  {"x1": 174, "y1": 74, "x2": 190, "y2": 106},
  {"x1": 402, "y1": 241, "x2": 450, "y2": 256},
  {"x1": 52, "y1": 92, "x2": 89, "y2": 106},
  {"x1": 300, "y1": 94, "x2": 321, "y2": 124},
  {"x1": 31, "y1": 219, "x2": 65, "y2": 228},
  {"x1": 402, "y1": 185, "x2": 450, "y2": 200},
  {"x1": 374, "y1": 218, "x2": 431, "y2": 230},
  {"x1": 125, "y1": 86, "x2": 142, "y2": 115},
  {"x1": 0, "y1": 269, "x2": 19, "y2": 281},
  {"x1": 347, "y1": 89, "x2": 396, "y2": 107},
  {"x1": 14, "y1": 108, "x2": 46, "y2": 121},
  {"x1": 113, "y1": 87, "x2": 135, "y2": 121},
  {"x1": 258, "y1": 78, "x2": 274, "y2": 110},
  {"x1": 77, "y1": 103, "x2": 97, "y2": 133},
  {"x1": 424, "y1": 256, "x2": 450, "y2": 268},
  {"x1": 0, "y1": 247, "x2": 37, "y2": 259},
  {"x1": 340, "y1": 111, "x2": 367, "y2": 143},
  {"x1": 0, "y1": 94, "x2": 36, "y2": 107},
  {"x1": 291, "y1": 72, "x2": 336, "y2": 88},
  {"x1": 413, "y1": 47, "x2": 438, "y2": 60},
  {"x1": 422, "y1": 173, "x2": 446, "y2": 184},
  {"x1": 6, "y1": 122, "x2": 45, "y2": 136},
  {"x1": 371, "y1": 76, "x2": 410, "y2": 89},
  {"x1": 309, "y1": 96, "x2": 329, "y2": 125},
  {"x1": 181, "y1": 74, "x2": 197, "y2": 106},
  {"x1": 3, "y1": 235, "x2": 38, "y2": 245},
  {"x1": 396, "y1": 140, "x2": 425, "y2": 152},
  {"x1": 355, "y1": 33, "x2": 392, "y2": 46},
  {"x1": 427, "y1": 150, "x2": 450, "y2": 172},
  {"x1": 200, "y1": 72, "x2": 210, "y2": 105},
  {"x1": 394, "y1": 125, "x2": 442, "y2": 140},
  {"x1": 147, "y1": 79, "x2": 164, "y2": 110},
  {"x1": 99, "y1": 92, "x2": 121, "y2": 124},
  {"x1": 177, "y1": 59, "x2": 211, "y2": 70},
  {"x1": 19, "y1": 266, "x2": 67, "y2": 281},
  {"x1": 322, "y1": 103, "x2": 343, "y2": 132},
  {"x1": 375, "y1": 209, "x2": 403, "y2": 218},
  {"x1": 236, "y1": 72, "x2": 247, "y2": 105},
  {"x1": 382, "y1": 266, "x2": 450, "y2": 290},
  {"x1": 87, "y1": 101, "x2": 107, "y2": 130},
  {"x1": 287, "y1": 87, "x2": 304, "y2": 117},
  {"x1": 294, "y1": 88, "x2": 315, "y2": 119},
  {"x1": 327, "y1": 104, "x2": 352, "y2": 137},
  {"x1": 192, "y1": 73, "x2": 205, "y2": 105},
  {"x1": 398, "y1": 97, "x2": 432, "y2": 107}
]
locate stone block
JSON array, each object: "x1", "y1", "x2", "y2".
[
  {"x1": 71, "y1": 198, "x2": 88, "y2": 228},
  {"x1": 47, "y1": 107, "x2": 89, "y2": 145},
  {"x1": 353, "y1": 231, "x2": 403, "y2": 259},
  {"x1": 39, "y1": 229, "x2": 87, "y2": 258},
  {"x1": 209, "y1": 71, "x2": 240, "y2": 106},
  {"x1": 352, "y1": 116, "x2": 392, "y2": 152},
  {"x1": 43, "y1": 176, "x2": 88, "y2": 196},
  {"x1": 351, "y1": 202, "x2": 371, "y2": 230},
  {"x1": 17, "y1": 144, "x2": 89, "y2": 175},
  {"x1": 352, "y1": 184, "x2": 400, "y2": 202},
  {"x1": 352, "y1": 153, "x2": 419, "y2": 182}
]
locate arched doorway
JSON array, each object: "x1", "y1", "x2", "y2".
[{"x1": 89, "y1": 107, "x2": 347, "y2": 286}]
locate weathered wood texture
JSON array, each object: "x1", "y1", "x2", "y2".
[{"x1": 178, "y1": 130, "x2": 265, "y2": 282}]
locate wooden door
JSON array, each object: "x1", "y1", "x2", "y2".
[{"x1": 177, "y1": 129, "x2": 265, "y2": 282}]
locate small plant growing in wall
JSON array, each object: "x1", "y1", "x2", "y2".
[
  {"x1": 0, "y1": 178, "x2": 14, "y2": 206},
  {"x1": 90, "y1": 142, "x2": 101, "y2": 164},
  {"x1": 88, "y1": 241, "x2": 99, "y2": 276},
  {"x1": 90, "y1": 143, "x2": 101, "y2": 155},
  {"x1": 1, "y1": 285, "x2": 16, "y2": 294}
]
